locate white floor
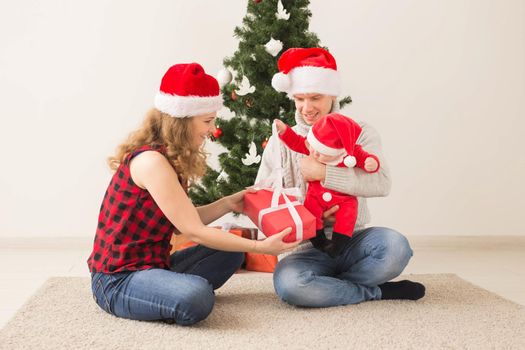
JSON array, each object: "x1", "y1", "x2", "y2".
[{"x1": 1, "y1": 235, "x2": 524, "y2": 329}]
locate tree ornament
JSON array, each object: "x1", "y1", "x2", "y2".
[
  {"x1": 217, "y1": 170, "x2": 229, "y2": 182},
  {"x1": 241, "y1": 142, "x2": 261, "y2": 166},
  {"x1": 276, "y1": 0, "x2": 290, "y2": 20},
  {"x1": 212, "y1": 127, "x2": 223, "y2": 139},
  {"x1": 264, "y1": 37, "x2": 283, "y2": 57},
  {"x1": 217, "y1": 68, "x2": 233, "y2": 87},
  {"x1": 187, "y1": 0, "x2": 329, "y2": 207},
  {"x1": 235, "y1": 76, "x2": 256, "y2": 96}
]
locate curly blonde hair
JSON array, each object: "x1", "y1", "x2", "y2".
[{"x1": 108, "y1": 108, "x2": 207, "y2": 184}]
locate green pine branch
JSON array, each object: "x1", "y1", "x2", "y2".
[{"x1": 189, "y1": 0, "x2": 351, "y2": 205}]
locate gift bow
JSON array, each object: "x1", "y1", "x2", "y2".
[{"x1": 253, "y1": 122, "x2": 304, "y2": 241}]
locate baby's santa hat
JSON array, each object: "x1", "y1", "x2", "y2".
[
  {"x1": 272, "y1": 47, "x2": 341, "y2": 97},
  {"x1": 306, "y1": 113, "x2": 362, "y2": 168},
  {"x1": 154, "y1": 63, "x2": 222, "y2": 117}
]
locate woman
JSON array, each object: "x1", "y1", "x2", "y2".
[{"x1": 87, "y1": 63, "x2": 298, "y2": 325}]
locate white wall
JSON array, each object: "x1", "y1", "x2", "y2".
[{"x1": 0, "y1": 0, "x2": 523, "y2": 237}]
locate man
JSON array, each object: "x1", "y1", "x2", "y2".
[{"x1": 255, "y1": 48, "x2": 425, "y2": 307}]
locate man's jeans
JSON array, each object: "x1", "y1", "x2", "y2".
[
  {"x1": 273, "y1": 226, "x2": 413, "y2": 307},
  {"x1": 91, "y1": 245, "x2": 244, "y2": 325}
]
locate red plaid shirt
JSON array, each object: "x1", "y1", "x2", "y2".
[{"x1": 88, "y1": 145, "x2": 183, "y2": 273}]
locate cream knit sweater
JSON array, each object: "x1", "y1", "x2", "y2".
[{"x1": 254, "y1": 102, "x2": 392, "y2": 254}]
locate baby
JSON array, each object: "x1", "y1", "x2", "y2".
[{"x1": 275, "y1": 113, "x2": 379, "y2": 257}]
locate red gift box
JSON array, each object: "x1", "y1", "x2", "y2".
[
  {"x1": 245, "y1": 252, "x2": 278, "y2": 273},
  {"x1": 170, "y1": 233, "x2": 197, "y2": 253},
  {"x1": 243, "y1": 189, "x2": 315, "y2": 242}
]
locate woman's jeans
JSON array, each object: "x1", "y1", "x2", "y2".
[
  {"x1": 273, "y1": 226, "x2": 413, "y2": 307},
  {"x1": 91, "y1": 245, "x2": 244, "y2": 325}
]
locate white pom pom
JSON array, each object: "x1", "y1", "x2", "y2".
[
  {"x1": 271, "y1": 72, "x2": 290, "y2": 93},
  {"x1": 217, "y1": 68, "x2": 233, "y2": 87},
  {"x1": 343, "y1": 156, "x2": 356, "y2": 168},
  {"x1": 322, "y1": 192, "x2": 332, "y2": 202}
]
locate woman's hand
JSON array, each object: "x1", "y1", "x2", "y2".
[
  {"x1": 225, "y1": 187, "x2": 257, "y2": 213},
  {"x1": 254, "y1": 227, "x2": 300, "y2": 255}
]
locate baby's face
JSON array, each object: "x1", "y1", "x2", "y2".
[{"x1": 308, "y1": 145, "x2": 342, "y2": 164}]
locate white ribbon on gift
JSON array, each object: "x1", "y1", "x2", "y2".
[{"x1": 253, "y1": 122, "x2": 304, "y2": 241}]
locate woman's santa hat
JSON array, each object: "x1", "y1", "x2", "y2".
[
  {"x1": 306, "y1": 113, "x2": 362, "y2": 168},
  {"x1": 154, "y1": 63, "x2": 222, "y2": 118},
  {"x1": 272, "y1": 47, "x2": 341, "y2": 97}
]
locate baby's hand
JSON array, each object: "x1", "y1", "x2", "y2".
[
  {"x1": 274, "y1": 119, "x2": 287, "y2": 135},
  {"x1": 364, "y1": 157, "x2": 379, "y2": 172}
]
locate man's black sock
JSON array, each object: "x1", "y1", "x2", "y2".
[{"x1": 378, "y1": 280, "x2": 426, "y2": 300}]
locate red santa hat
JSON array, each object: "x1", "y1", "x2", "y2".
[
  {"x1": 306, "y1": 113, "x2": 362, "y2": 168},
  {"x1": 154, "y1": 63, "x2": 222, "y2": 117},
  {"x1": 272, "y1": 47, "x2": 341, "y2": 97}
]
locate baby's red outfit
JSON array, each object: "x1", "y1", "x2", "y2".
[{"x1": 279, "y1": 122, "x2": 379, "y2": 237}]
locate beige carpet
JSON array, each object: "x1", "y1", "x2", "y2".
[{"x1": 0, "y1": 274, "x2": 524, "y2": 350}]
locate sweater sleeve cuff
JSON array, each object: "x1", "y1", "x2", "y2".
[{"x1": 323, "y1": 165, "x2": 353, "y2": 193}]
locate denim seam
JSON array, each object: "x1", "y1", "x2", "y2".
[{"x1": 96, "y1": 279, "x2": 112, "y2": 313}]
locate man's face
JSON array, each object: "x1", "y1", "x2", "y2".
[{"x1": 293, "y1": 93, "x2": 335, "y2": 125}]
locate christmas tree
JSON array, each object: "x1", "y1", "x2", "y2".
[{"x1": 189, "y1": 0, "x2": 351, "y2": 205}]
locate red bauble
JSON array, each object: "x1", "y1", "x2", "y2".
[
  {"x1": 212, "y1": 127, "x2": 223, "y2": 138},
  {"x1": 253, "y1": 0, "x2": 262, "y2": 3},
  {"x1": 231, "y1": 91, "x2": 238, "y2": 101},
  {"x1": 262, "y1": 138, "x2": 269, "y2": 149}
]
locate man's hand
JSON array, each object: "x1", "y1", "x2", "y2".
[
  {"x1": 300, "y1": 156, "x2": 326, "y2": 182},
  {"x1": 322, "y1": 205, "x2": 339, "y2": 225}
]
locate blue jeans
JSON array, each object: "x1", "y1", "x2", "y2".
[
  {"x1": 273, "y1": 226, "x2": 413, "y2": 307},
  {"x1": 91, "y1": 245, "x2": 244, "y2": 325}
]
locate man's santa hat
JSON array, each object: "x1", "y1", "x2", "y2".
[
  {"x1": 272, "y1": 47, "x2": 341, "y2": 97},
  {"x1": 306, "y1": 113, "x2": 362, "y2": 168},
  {"x1": 154, "y1": 63, "x2": 222, "y2": 117}
]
